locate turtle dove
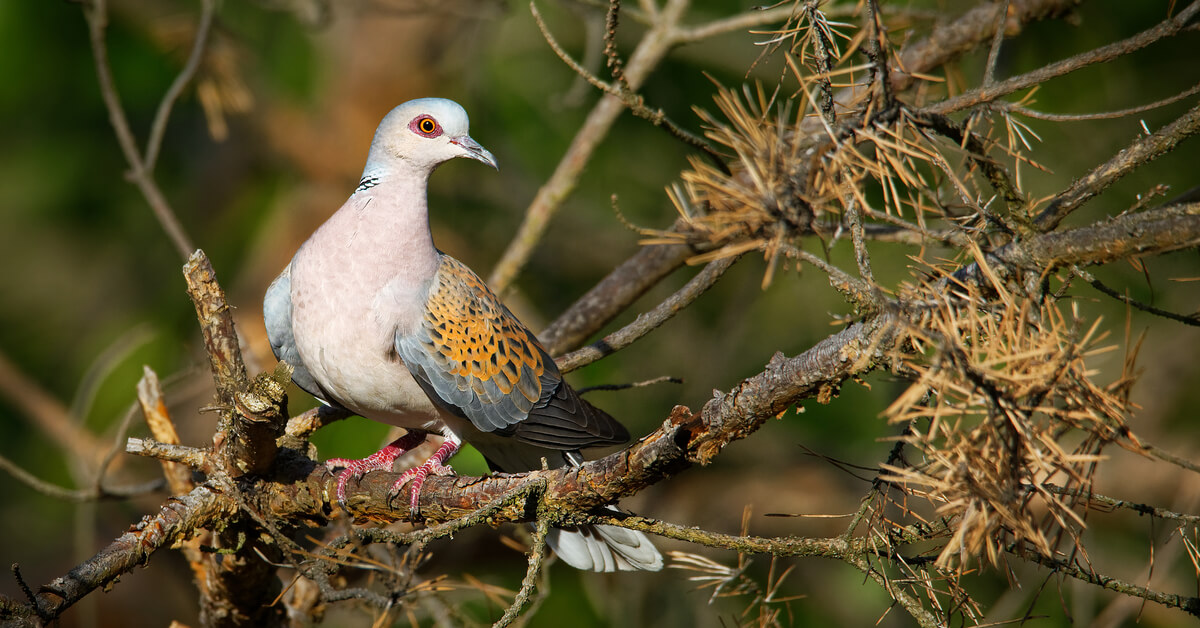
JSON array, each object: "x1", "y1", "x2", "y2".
[{"x1": 264, "y1": 98, "x2": 662, "y2": 572}]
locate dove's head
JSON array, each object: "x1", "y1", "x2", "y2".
[{"x1": 366, "y1": 98, "x2": 497, "y2": 175}]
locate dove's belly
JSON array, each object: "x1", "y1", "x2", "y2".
[{"x1": 287, "y1": 216, "x2": 444, "y2": 431}]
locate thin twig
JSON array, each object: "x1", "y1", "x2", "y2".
[
  {"x1": 982, "y1": 0, "x2": 1011, "y2": 86},
  {"x1": 1003, "y1": 81, "x2": 1200, "y2": 121},
  {"x1": 83, "y1": 0, "x2": 197, "y2": 260},
  {"x1": 493, "y1": 516, "x2": 551, "y2": 627},
  {"x1": 925, "y1": 0, "x2": 1200, "y2": 116},
  {"x1": 1144, "y1": 443, "x2": 1200, "y2": 475},
  {"x1": 529, "y1": 1, "x2": 722, "y2": 167},
  {"x1": 576, "y1": 375, "x2": 683, "y2": 394},
  {"x1": 675, "y1": 3, "x2": 799, "y2": 43},
  {"x1": 0, "y1": 452, "x2": 162, "y2": 502},
  {"x1": 779, "y1": 243, "x2": 878, "y2": 310},
  {"x1": 92, "y1": 403, "x2": 145, "y2": 496},
  {"x1": 911, "y1": 110, "x2": 1027, "y2": 219},
  {"x1": 1074, "y1": 268, "x2": 1200, "y2": 327},
  {"x1": 145, "y1": 0, "x2": 216, "y2": 172},
  {"x1": 490, "y1": 0, "x2": 690, "y2": 292},
  {"x1": 557, "y1": 254, "x2": 740, "y2": 372},
  {"x1": 1039, "y1": 483, "x2": 1200, "y2": 524},
  {"x1": 858, "y1": 206, "x2": 972, "y2": 247},
  {"x1": 1021, "y1": 550, "x2": 1200, "y2": 617}
]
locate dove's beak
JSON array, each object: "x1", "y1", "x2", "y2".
[{"x1": 451, "y1": 135, "x2": 498, "y2": 170}]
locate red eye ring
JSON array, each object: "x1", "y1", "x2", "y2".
[{"x1": 410, "y1": 115, "x2": 442, "y2": 138}]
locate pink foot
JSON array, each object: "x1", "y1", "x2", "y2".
[
  {"x1": 326, "y1": 431, "x2": 426, "y2": 507},
  {"x1": 324, "y1": 431, "x2": 462, "y2": 515},
  {"x1": 388, "y1": 435, "x2": 461, "y2": 514}
]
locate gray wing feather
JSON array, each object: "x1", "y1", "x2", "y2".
[
  {"x1": 393, "y1": 258, "x2": 627, "y2": 449},
  {"x1": 263, "y1": 264, "x2": 326, "y2": 400},
  {"x1": 396, "y1": 316, "x2": 628, "y2": 450},
  {"x1": 394, "y1": 324, "x2": 536, "y2": 432}
]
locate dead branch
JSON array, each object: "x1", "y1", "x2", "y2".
[
  {"x1": 1035, "y1": 100, "x2": 1200, "y2": 230},
  {"x1": 925, "y1": 0, "x2": 1200, "y2": 116},
  {"x1": 556, "y1": 253, "x2": 740, "y2": 373},
  {"x1": 83, "y1": 0, "x2": 198, "y2": 259},
  {"x1": 23, "y1": 485, "x2": 236, "y2": 623},
  {"x1": 540, "y1": 222, "x2": 698, "y2": 354},
  {"x1": 136, "y1": 366, "x2": 195, "y2": 496}
]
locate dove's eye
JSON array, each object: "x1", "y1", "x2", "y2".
[{"x1": 411, "y1": 115, "x2": 441, "y2": 137}]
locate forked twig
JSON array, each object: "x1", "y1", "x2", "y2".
[
  {"x1": 83, "y1": 0, "x2": 200, "y2": 259},
  {"x1": 557, "y1": 254, "x2": 741, "y2": 372},
  {"x1": 494, "y1": 517, "x2": 552, "y2": 627}
]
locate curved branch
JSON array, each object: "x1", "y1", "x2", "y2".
[
  {"x1": 144, "y1": 0, "x2": 216, "y2": 172},
  {"x1": 924, "y1": 0, "x2": 1200, "y2": 116},
  {"x1": 556, "y1": 254, "x2": 739, "y2": 373},
  {"x1": 540, "y1": 229, "x2": 698, "y2": 355},
  {"x1": 488, "y1": 0, "x2": 690, "y2": 292},
  {"x1": 0, "y1": 452, "x2": 162, "y2": 503},
  {"x1": 21, "y1": 485, "x2": 235, "y2": 621},
  {"x1": 1034, "y1": 101, "x2": 1200, "y2": 231},
  {"x1": 83, "y1": 0, "x2": 196, "y2": 259}
]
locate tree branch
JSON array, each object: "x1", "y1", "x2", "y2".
[
  {"x1": 890, "y1": 0, "x2": 1085, "y2": 94},
  {"x1": 540, "y1": 225, "x2": 698, "y2": 355},
  {"x1": 1035, "y1": 100, "x2": 1200, "y2": 231},
  {"x1": 924, "y1": 0, "x2": 1200, "y2": 116},
  {"x1": 556, "y1": 254, "x2": 739, "y2": 373},
  {"x1": 144, "y1": 0, "x2": 216, "y2": 173},
  {"x1": 21, "y1": 485, "x2": 236, "y2": 621},
  {"x1": 489, "y1": 0, "x2": 690, "y2": 292},
  {"x1": 249, "y1": 316, "x2": 894, "y2": 526},
  {"x1": 82, "y1": 0, "x2": 196, "y2": 259}
]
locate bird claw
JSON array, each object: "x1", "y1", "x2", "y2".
[
  {"x1": 324, "y1": 432, "x2": 427, "y2": 508},
  {"x1": 388, "y1": 436, "x2": 461, "y2": 517},
  {"x1": 323, "y1": 432, "x2": 462, "y2": 515}
]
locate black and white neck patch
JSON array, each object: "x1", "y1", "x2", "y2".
[{"x1": 355, "y1": 176, "x2": 380, "y2": 192}]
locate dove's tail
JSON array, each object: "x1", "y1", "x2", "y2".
[
  {"x1": 466, "y1": 430, "x2": 662, "y2": 572},
  {"x1": 546, "y1": 510, "x2": 663, "y2": 572}
]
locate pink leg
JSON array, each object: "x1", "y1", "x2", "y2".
[
  {"x1": 389, "y1": 432, "x2": 461, "y2": 514},
  {"x1": 325, "y1": 431, "x2": 427, "y2": 506}
]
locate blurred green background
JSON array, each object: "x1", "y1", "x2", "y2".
[{"x1": 1, "y1": 0, "x2": 1199, "y2": 625}]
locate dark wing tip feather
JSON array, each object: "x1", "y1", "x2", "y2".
[{"x1": 510, "y1": 379, "x2": 629, "y2": 450}]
